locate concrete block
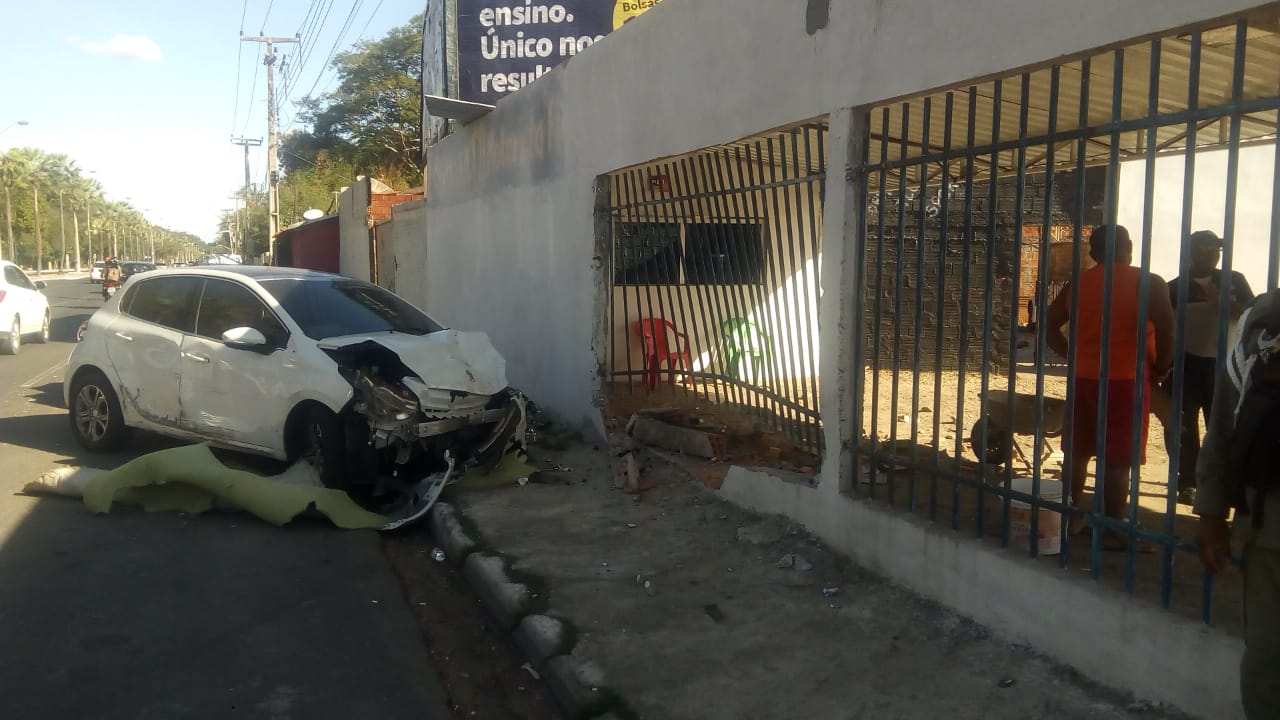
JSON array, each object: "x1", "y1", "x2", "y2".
[
  {"x1": 628, "y1": 416, "x2": 725, "y2": 459},
  {"x1": 513, "y1": 614, "x2": 567, "y2": 666},
  {"x1": 611, "y1": 451, "x2": 638, "y2": 492},
  {"x1": 427, "y1": 502, "x2": 476, "y2": 567},
  {"x1": 544, "y1": 655, "x2": 606, "y2": 717},
  {"x1": 462, "y1": 554, "x2": 531, "y2": 631}
]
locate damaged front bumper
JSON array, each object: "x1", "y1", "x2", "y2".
[{"x1": 321, "y1": 335, "x2": 528, "y2": 495}]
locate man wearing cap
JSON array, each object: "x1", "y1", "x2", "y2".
[{"x1": 1164, "y1": 230, "x2": 1254, "y2": 506}]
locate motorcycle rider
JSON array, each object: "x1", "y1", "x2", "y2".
[{"x1": 101, "y1": 256, "x2": 122, "y2": 301}]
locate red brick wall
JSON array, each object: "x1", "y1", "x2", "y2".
[{"x1": 369, "y1": 192, "x2": 424, "y2": 225}]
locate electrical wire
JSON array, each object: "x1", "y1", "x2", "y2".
[
  {"x1": 282, "y1": 0, "x2": 365, "y2": 132},
  {"x1": 295, "y1": 0, "x2": 338, "y2": 86},
  {"x1": 353, "y1": 0, "x2": 384, "y2": 46},
  {"x1": 241, "y1": 62, "x2": 261, "y2": 135},
  {"x1": 231, "y1": 42, "x2": 245, "y2": 134},
  {"x1": 232, "y1": 0, "x2": 250, "y2": 133},
  {"x1": 297, "y1": 0, "x2": 320, "y2": 35},
  {"x1": 261, "y1": 0, "x2": 276, "y2": 31}
]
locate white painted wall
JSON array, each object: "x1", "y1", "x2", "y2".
[
  {"x1": 390, "y1": 199, "x2": 428, "y2": 309},
  {"x1": 420, "y1": 2, "x2": 1265, "y2": 715},
  {"x1": 1118, "y1": 143, "x2": 1278, "y2": 291},
  {"x1": 338, "y1": 178, "x2": 371, "y2": 281},
  {"x1": 424, "y1": 0, "x2": 1261, "y2": 433}
]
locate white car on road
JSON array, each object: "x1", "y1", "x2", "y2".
[
  {"x1": 0, "y1": 260, "x2": 51, "y2": 355},
  {"x1": 64, "y1": 266, "x2": 526, "y2": 508}
]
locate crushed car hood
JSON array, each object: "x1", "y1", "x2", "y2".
[{"x1": 319, "y1": 330, "x2": 509, "y2": 397}]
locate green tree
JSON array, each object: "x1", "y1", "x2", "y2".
[{"x1": 282, "y1": 14, "x2": 423, "y2": 190}]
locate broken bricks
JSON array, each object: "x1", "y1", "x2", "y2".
[{"x1": 627, "y1": 415, "x2": 726, "y2": 460}]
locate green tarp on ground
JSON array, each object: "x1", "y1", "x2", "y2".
[
  {"x1": 81, "y1": 444, "x2": 389, "y2": 529},
  {"x1": 25, "y1": 443, "x2": 535, "y2": 531}
]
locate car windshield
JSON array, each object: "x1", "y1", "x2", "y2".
[{"x1": 260, "y1": 278, "x2": 444, "y2": 339}]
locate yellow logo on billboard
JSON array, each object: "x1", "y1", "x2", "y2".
[{"x1": 613, "y1": 0, "x2": 663, "y2": 30}]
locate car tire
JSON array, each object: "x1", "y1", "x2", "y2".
[
  {"x1": 33, "y1": 310, "x2": 50, "y2": 344},
  {"x1": 294, "y1": 405, "x2": 349, "y2": 491},
  {"x1": 69, "y1": 369, "x2": 131, "y2": 451},
  {"x1": 2, "y1": 316, "x2": 19, "y2": 355}
]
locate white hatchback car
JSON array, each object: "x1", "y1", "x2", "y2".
[
  {"x1": 65, "y1": 267, "x2": 526, "y2": 504},
  {"x1": 0, "y1": 260, "x2": 51, "y2": 355}
]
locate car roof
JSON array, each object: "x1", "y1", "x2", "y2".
[{"x1": 142, "y1": 265, "x2": 348, "y2": 282}]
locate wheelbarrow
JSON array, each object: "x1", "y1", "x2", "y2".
[{"x1": 968, "y1": 389, "x2": 1067, "y2": 471}]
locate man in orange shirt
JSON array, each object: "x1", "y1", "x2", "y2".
[{"x1": 1045, "y1": 225, "x2": 1176, "y2": 548}]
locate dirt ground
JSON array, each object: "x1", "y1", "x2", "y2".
[
  {"x1": 608, "y1": 351, "x2": 1245, "y2": 636},
  {"x1": 383, "y1": 531, "x2": 563, "y2": 719},
  {"x1": 450, "y1": 441, "x2": 1194, "y2": 720},
  {"x1": 859, "y1": 353, "x2": 1244, "y2": 635}
]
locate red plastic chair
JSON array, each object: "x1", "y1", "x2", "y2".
[{"x1": 633, "y1": 318, "x2": 692, "y2": 390}]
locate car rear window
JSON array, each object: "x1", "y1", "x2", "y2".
[{"x1": 259, "y1": 278, "x2": 443, "y2": 340}]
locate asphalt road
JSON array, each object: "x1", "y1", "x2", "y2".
[{"x1": 0, "y1": 277, "x2": 450, "y2": 720}]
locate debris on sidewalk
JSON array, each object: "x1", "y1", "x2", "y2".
[
  {"x1": 776, "y1": 553, "x2": 813, "y2": 572},
  {"x1": 444, "y1": 439, "x2": 1190, "y2": 720}
]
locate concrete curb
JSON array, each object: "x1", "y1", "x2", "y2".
[
  {"x1": 427, "y1": 500, "x2": 625, "y2": 719},
  {"x1": 462, "y1": 553, "x2": 531, "y2": 631},
  {"x1": 514, "y1": 614, "x2": 567, "y2": 668},
  {"x1": 427, "y1": 502, "x2": 476, "y2": 567}
]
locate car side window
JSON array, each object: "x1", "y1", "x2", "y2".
[
  {"x1": 195, "y1": 279, "x2": 289, "y2": 348},
  {"x1": 4, "y1": 266, "x2": 34, "y2": 290},
  {"x1": 125, "y1": 277, "x2": 200, "y2": 333}
]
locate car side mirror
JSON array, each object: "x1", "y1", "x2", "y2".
[
  {"x1": 222, "y1": 326, "x2": 268, "y2": 350},
  {"x1": 34, "y1": 281, "x2": 47, "y2": 290}
]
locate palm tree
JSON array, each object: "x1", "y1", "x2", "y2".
[
  {"x1": 7, "y1": 148, "x2": 59, "y2": 273},
  {"x1": 0, "y1": 149, "x2": 27, "y2": 262},
  {"x1": 52, "y1": 155, "x2": 79, "y2": 271},
  {"x1": 74, "y1": 176, "x2": 103, "y2": 268}
]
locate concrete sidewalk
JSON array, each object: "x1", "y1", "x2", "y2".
[{"x1": 437, "y1": 441, "x2": 1195, "y2": 720}]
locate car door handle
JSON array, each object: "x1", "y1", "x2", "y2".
[
  {"x1": 182, "y1": 352, "x2": 210, "y2": 364},
  {"x1": 114, "y1": 332, "x2": 134, "y2": 342}
]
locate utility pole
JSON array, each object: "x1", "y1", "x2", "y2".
[
  {"x1": 230, "y1": 136, "x2": 261, "y2": 257},
  {"x1": 241, "y1": 34, "x2": 298, "y2": 260}
]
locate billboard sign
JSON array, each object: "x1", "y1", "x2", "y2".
[{"x1": 456, "y1": 0, "x2": 663, "y2": 105}]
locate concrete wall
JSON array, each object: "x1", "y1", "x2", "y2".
[
  {"x1": 421, "y1": 1, "x2": 1267, "y2": 715},
  {"x1": 389, "y1": 199, "x2": 428, "y2": 307},
  {"x1": 338, "y1": 178, "x2": 371, "y2": 281},
  {"x1": 424, "y1": 0, "x2": 1262, "y2": 433}
]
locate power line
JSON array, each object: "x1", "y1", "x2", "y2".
[
  {"x1": 297, "y1": 0, "x2": 321, "y2": 36},
  {"x1": 353, "y1": 0, "x2": 384, "y2": 45},
  {"x1": 231, "y1": 40, "x2": 245, "y2": 133},
  {"x1": 260, "y1": 0, "x2": 276, "y2": 31},
  {"x1": 296, "y1": 0, "x2": 337, "y2": 78},
  {"x1": 284, "y1": 0, "x2": 364, "y2": 131},
  {"x1": 242, "y1": 62, "x2": 261, "y2": 135}
]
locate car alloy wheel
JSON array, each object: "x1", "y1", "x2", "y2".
[
  {"x1": 68, "y1": 370, "x2": 129, "y2": 451},
  {"x1": 75, "y1": 384, "x2": 112, "y2": 444}
]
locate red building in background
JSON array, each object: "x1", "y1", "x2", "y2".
[{"x1": 274, "y1": 215, "x2": 339, "y2": 273}]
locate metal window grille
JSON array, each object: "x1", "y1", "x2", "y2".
[
  {"x1": 853, "y1": 9, "x2": 1280, "y2": 627},
  {"x1": 602, "y1": 125, "x2": 827, "y2": 452}
]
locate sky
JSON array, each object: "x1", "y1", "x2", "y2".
[{"x1": 0, "y1": 0, "x2": 425, "y2": 240}]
